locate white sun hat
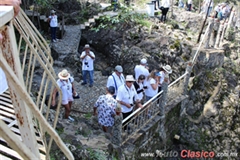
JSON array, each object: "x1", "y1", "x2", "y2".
[
  {"x1": 125, "y1": 75, "x2": 135, "y2": 82},
  {"x1": 58, "y1": 69, "x2": 70, "y2": 80},
  {"x1": 163, "y1": 65, "x2": 172, "y2": 74}
]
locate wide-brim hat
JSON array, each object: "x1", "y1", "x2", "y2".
[
  {"x1": 51, "y1": 10, "x2": 56, "y2": 14},
  {"x1": 58, "y1": 69, "x2": 70, "y2": 80},
  {"x1": 115, "y1": 65, "x2": 123, "y2": 73},
  {"x1": 125, "y1": 75, "x2": 135, "y2": 82},
  {"x1": 84, "y1": 44, "x2": 90, "y2": 49},
  {"x1": 163, "y1": 65, "x2": 172, "y2": 74}
]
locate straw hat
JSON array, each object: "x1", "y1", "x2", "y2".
[
  {"x1": 58, "y1": 69, "x2": 70, "y2": 80},
  {"x1": 163, "y1": 65, "x2": 172, "y2": 74}
]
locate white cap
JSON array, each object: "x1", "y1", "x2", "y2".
[{"x1": 140, "y1": 58, "x2": 147, "y2": 64}]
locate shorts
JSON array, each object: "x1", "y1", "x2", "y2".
[{"x1": 62, "y1": 97, "x2": 73, "y2": 105}]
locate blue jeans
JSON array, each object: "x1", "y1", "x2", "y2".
[
  {"x1": 82, "y1": 70, "x2": 94, "y2": 85},
  {"x1": 51, "y1": 27, "x2": 57, "y2": 41}
]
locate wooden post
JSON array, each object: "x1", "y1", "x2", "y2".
[
  {"x1": 214, "y1": 21, "x2": 224, "y2": 48},
  {"x1": 197, "y1": 0, "x2": 212, "y2": 43},
  {"x1": 158, "y1": 75, "x2": 168, "y2": 144},
  {"x1": 159, "y1": 75, "x2": 169, "y2": 117},
  {"x1": 219, "y1": 21, "x2": 228, "y2": 47},
  {"x1": 211, "y1": 18, "x2": 220, "y2": 48},
  {"x1": 205, "y1": 17, "x2": 214, "y2": 49},
  {"x1": 180, "y1": 62, "x2": 193, "y2": 115}
]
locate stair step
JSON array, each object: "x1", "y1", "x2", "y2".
[
  {"x1": 98, "y1": 13, "x2": 104, "y2": 16},
  {"x1": 80, "y1": 24, "x2": 85, "y2": 30},
  {"x1": 89, "y1": 18, "x2": 95, "y2": 23},
  {"x1": 84, "y1": 22, "x2": 90, "y2": 26},
  {"x1": 93, "y1": 15, "x2": 99, "y2": 19}
]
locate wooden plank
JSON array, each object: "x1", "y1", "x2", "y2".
[
  {"x1": 0, "y1": 110, "x2": 15, "y2": 119},
  {"x1": 7, "y1": 120, "x2": 17, "y2": 128},
  {"x1": 0, "y1": 96, "x2": 13, "y2": 105},
  {"x1": 0, "y1": 144, "x2": 23, "y2": 160},
  {"x1": 0, "y1": 103, "x2": 15, "y2": 114},
  {"x1": 0, "y1": 136, "x2": 46, "y2": 153},
  {"x1": 0, "y1": 6, "x2": 14, "y2": 28},
  {"x1": 0, "y1": 154, "x2": 12, "y2": 160}
]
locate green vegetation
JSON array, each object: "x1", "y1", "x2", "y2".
[{"x1": 91, "y1": 7, "x2": 152, "y2": 32}]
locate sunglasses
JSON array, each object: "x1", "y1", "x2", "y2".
[{"x1": 127, "y1": 81, "x2": 134, "y2": 83}]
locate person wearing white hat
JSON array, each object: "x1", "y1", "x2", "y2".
[
  {"x1": 47, "y1": 10, "x2": 58, "y2": 43},
  {"x1": 116, "y1": 75, "x2": 143, "y2": 128},
  {"x1": 158, "y1": 65, "x2": 172, "y2": 91},
  {"x1": 80, "y1": 44, "x2": 95, "y2": 87},
  {"x1": 106, "y1": 65, "x2": 125, "y2": 98},
  {"x1": 52, "y1": 69, "x2": 76, "y2": 122},
  {"x1": 134, "y1": 58, "x2": 149, "y2": 87}
]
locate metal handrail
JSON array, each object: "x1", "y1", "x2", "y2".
[
  {"x1": 122, "y1": 72, "x2": 188, "y2": 124},
  {"x1": 121, "y1": 72, "x2": 188, "y2": 144},
  {"x1": 0, "y1": 55, "x2": 74, "y2": 159},
  {"x1": 0, "y1": 7, "x2": 73, "y2": 159}
]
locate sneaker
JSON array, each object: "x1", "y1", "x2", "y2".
[
  {"x1": 68, "y1": 116, "x2": 75, "y2": 122},
  {"x1": 73, "y1": 92, "x2": 80, "y2": 99},
  {"x1": 55, "y1": 39, "x2": 59, "y2": 42},
  {"x1": 81, "y1": 82, "x2": 87, "y2": 85},
  {"x1": 53, "y1": 39, "x2": 57, "y2": 43},
  {"x1": 89, "y1": 84, "x2": 93, "y2": 87}
]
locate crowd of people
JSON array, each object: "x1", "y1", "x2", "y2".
[
  {"x1": 178, "y1": 0, "x2": 233, "y2": 21},
  {"x1": 92, "y1": 58, "x2": 172, "y2": 136}
]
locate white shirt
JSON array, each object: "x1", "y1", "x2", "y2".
[
  {"x1": 134, "y1": 81, "x2": 144, "y2": 100},
  {"x1": 0, "y1": 68, "x2": 8, "y2": 94},
  {"x1": 159, "y1": 71, "x2": 166, "y2": 85},
  {"x1": 187, "y1": 0, "x2": 192, "y2": 5},
  {"x1": 116, "y1": 84, "x2": 138, "y2": 113},
  {"x1": 134, "y1": 64, "x2": 149, "y2": 85},
  {"x1": 106, "y1": 72, "x2": 125, "y2": 95},
  {"x1": 80, "y1": 51, "x2": 95, "y2": 71},
  {"x1": 57, "y1": 77, "x2": 74, "y2": 102},
  {"x1": 214, "y1": 5, "x2": 220, "y2": 12},
  {"x1": 48, "y1": 15, "x2": 58, "y2": 27},
  {"x1": 145, "y1": 78, "x2": 158, "y2": 97},
  {"x1": 162, "y1": 0, "x2": 170, "y2": 8}
]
